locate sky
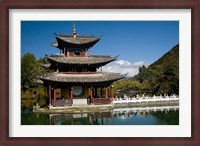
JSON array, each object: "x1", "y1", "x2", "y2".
[{"x1": 21, "y1": 21, "x2": 179, "y2": 77}]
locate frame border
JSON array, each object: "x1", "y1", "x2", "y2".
[{"x1": 1, "y1": 0, "x2": 199, "y2": 146}]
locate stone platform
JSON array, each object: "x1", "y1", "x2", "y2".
[{"x1": 33, "y1": 97, "x2": 179, "y2": 114}]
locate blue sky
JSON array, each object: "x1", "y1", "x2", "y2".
[{"x1": 21, "y1": 21, "x2": 179, "y2": 77}]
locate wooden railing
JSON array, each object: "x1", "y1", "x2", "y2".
[
  {"x1": 93, "y1": 98, "x2": 112, "y2": 105},
  {"x1": 52, "y1": 99, "x2": 72, "y2": 107},
  {"x1": 52, "y1": 98, "x2": 113, "y2": 106}
]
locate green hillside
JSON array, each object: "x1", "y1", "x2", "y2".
[{"x1": 113, "y1": 44, "x2": 179, "y2": 96}]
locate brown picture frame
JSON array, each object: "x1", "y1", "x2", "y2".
[{"x1": 0, "y1": 0, "x2": 199, "y2": 145}]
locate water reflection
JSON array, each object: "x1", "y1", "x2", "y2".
[
  {"x1": 113, "y1": 105, "x2": 178, "y2": 118},
  {"x1": 21, "y1": 105, "x2": 179, "y2": 125}
]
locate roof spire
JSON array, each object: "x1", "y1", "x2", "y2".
[{"x1": 72, "y1": 22, "x2": 77, "y2": 38}]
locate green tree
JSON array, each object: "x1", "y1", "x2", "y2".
[
  {"x1": 21, "y1": 53, "x2": 45, "y2": 90},
  {"x1": 137, "y1": 65, "x2": 147, "y2": 83},
  {"x1": 21, "y1": 53, "x2": 49, "y2": 109}
]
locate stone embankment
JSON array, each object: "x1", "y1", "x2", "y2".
[{"x1": 33, "y1": 96, "x2": 179, "y2": 114}]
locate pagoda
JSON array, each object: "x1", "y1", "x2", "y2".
[{"x1": 39, "y1": 23, "x2": 125, "y2": 107}]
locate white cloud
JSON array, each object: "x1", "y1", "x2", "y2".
[{"x1": 97, "y1": 60, "x2": 145, "y2": 78}]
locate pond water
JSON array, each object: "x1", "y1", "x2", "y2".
[{"x1": 21, "y1": 105, "x2": 179, "y2": 125}]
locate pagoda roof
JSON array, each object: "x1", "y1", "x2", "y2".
[
  {"x1": 46, "y1": 55, "x2": 117, "y2": 67},
  {"x1": 52, "y1": 33, "x2": 102, "y2": 50},
  {"x1": 39, "y1": 72, "x2": 125, "y2": 84}
]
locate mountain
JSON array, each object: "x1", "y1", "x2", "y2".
[
  {"x1": 133, "y1": 44, "x2": 179, "y2": 95},
  {"x1": 113, "y1": 44, "x2": 179, "y2": 96}
]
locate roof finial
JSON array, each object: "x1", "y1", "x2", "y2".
[{"x1": 72, "y1": 22, "x2": 77, "y2": 38}]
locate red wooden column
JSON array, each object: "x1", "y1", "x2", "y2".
[
  {"x1": 53, "y1": 88, "x2": 56, "y2": 101},
  {"x1": 105, "y1": 87, "x2": 108, "y2": 98},
  {"x1": 90, "y1": 87, "x2": 94, "y2": 104},
  {"x1": 70, "y1": 87, "x2": 73, "y2": 105},
  {"x1": 48, "y1": 85, "x2": 51, "y2": 106}
]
